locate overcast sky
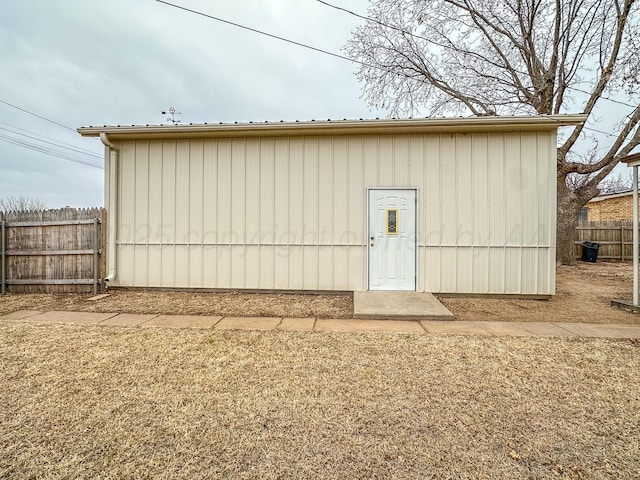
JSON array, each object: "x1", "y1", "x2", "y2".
[
  {"x1": 0, "y1": 0, "x2": 634, "y2": 208},
  {"x1": 1, "y1": 0, "x2": 388, "y2": 208}
]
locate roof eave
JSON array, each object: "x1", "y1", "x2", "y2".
[{"x1": 77, "y1": 114, "x2": 587, "y2": 140}]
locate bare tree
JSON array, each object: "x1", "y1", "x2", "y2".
[
  {"x1": 344, "y1": 0, "x2": 640, "y2": 264},
  {"x1": 0, "y1": 196, "x2": 47, "y2": 213}
]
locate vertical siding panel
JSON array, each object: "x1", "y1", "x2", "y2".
[
  {"x1": 274, "y1": 246, "x2": 289, "y2": 288},
  {"x1": 440, "y1": 134, "x2": 457, "y2": 246},
  {"x1": 244, "y1": 245, "x2": 260, "y2": 288},
  {"x1": 363, "y1": 136, "x2": 379, "y2": 187},
  {"x1": 456, "y1": 247, "x2": 473, "y2": 292},
  {"x1": 289, "y1": 138, "x2": 304, "y2": 245},
  {"x1": 134, "y1": 141, "x2": 149, "y2": 286},
  {"x1": 333, "y1": 136, "x2": 348, "y2": 245},
  {"x1": 409, "y1": 135, "x2": 425, "y2": 290},
  {"x1": 217, "y1": 139, "x2": 232, "y2": 287},
  {"x1": 472, "y1": 133, "x2": 489, "y2": 292},
  {"x1": 259, "y1": 139, "x2": 275, "y2": 288},
  {"x1": 393, "y1": 134, "x2": 410, "y2": 185},
  {"x1": 348, "y1": 246, "x2": 365, "y2": 290},
  {"x1": 304, "y1": 137, "x2": 319, "y2": 246},
  {"x1": 488, "y1": 247, "x2": 505, "y2": 293},
  {"x1": 537, "y1": 248, "x2": 551, "y2": 294},
  {"x1": 318, "y1": 246, "x2": 333, "y2": 289},
  {"x1": 333, "y1": 248, "x2": 349, "y2": 290},
  {"x1": 161, "y1": 140, "x2": 177, "y2": 286},
  {"x1": 318, "y1": 137, "x2": 333, "y2": 245},
  {"x1": 245, "y1": 138, "x2": 261, "y2": 244},
  {"x1": 231, "y1": 138, "x2": 246, "y2": 245},
  {"x1": 488, "y1": 133, "x2": 505, "y2": 246},
  {"x1": 175, "y1": 141, "x2": 190, "y2": 286},
  {"x1": 424, "y1": 135, "x2": 441, "y2": 247},
  {"x1": 537, "y1": 132, "x2": 552, "y2": 246},
  {"x1": 259, "y1": 246, "x2": 274, "y2": 288},
  {"x1": 521, "y1": 133, "x2": 538, "y2": 246},
  {"x1": 289, "y1": 246, "x2": 304, "y2": 289},
  {"x1": 259, "y1": 138, "x2": 275, "y2": 245},
  {"x1": 273, "y1": 137, "x2": 289, "y2": 287},
  {"x1": 440, "y1": 247, "x2": 456, "y2": 291},
  {"x1": 379, "y1": 135, "x2": 393, "y2": 185},
  {"x1": 202, "y1": 140, "x2": 218, "y2": 287},
  {"x1": 245, "y1": 138, "x2": 261, "y2": 288},
  {"x1": 504, "y1": 134, "x2": 522, "y2": 246},
  {"x1": 456, "y1": 133, "x2": 473, "y2": 246},
  {"x1": 425, "y1": 248, "x2": 441, "y2": 291},
  {"x1": 303, "y1": 247, "x2": 318, "y2": 290},
  {"x1": 147, "y1": 141, "x2": 163, "y2": 286},
  {"x1": 348, "y1": 136, "x2": 364, "y2": 249},
  {"x1": 472, "y1": 247, "x2": 489, "y2": 293},
  {"x1": 189, "y1": 140, "x2": 204, "y2": 286},
  {"x1": 504, "y1": 248, "x2": 522, "y2": 293},
  {"x1": 521, "y1": 248, "x2": 537, "y2": 294},
  {"x1": 119, "y1": 142, "x2": 135, "y2": 247}
]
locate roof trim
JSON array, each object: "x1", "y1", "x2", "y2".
[{"x1": 78, "y1": 114, "x2": 587, "y2": 140}]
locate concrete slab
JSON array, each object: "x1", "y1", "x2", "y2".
[
  {"x1": 559, "y1": 323, "x2": 640, "y2": 339},
  {"x1": 314, "y1": 318, "x2": 424, "y2": 334},
  {"x1": 141, "y1": 315, "x2": 222, "y2": 329},
  {"x1": 420, "y1": 320, "x2": 491, "y2": 336},
  {"x1": 0, "y1": 310, "x2": 43, "y2": 320},
  {"x1": 470, "y1": 321, "x2": 535, "y2": 336},
  {"x1": 26, "y1": 311, "x2": 118, "y2": 325},
  {"x1": 519, "y1": 322, "x2": 579, "y2": 338},
  {"x1": 214, "y1": 317, "x2": 282, "y2": 331},
  {"x1": 277, "y1": 317, "x2": 315, "y2": 331},
  {"x1": 354, "y1": 291, "x2": 453, "y2": 320},
  {"x1": 100, "y1": 313, "x2": 159, "y2": 327}
]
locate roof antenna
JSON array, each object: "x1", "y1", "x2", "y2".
[{"x1": 161, "y1": 106, "x2": 181, "y2": 125}]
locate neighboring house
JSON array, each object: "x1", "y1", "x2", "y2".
[
  {"x1": 78, "y1": 115, "x2": 584, "y2": 296},
  {"x1": 584, "y1": 189, "x2": 633, "y2": 222}
]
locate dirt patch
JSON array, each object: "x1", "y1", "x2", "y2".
[
  {"x1": 0, "y1": 262, "x2": 638, "y2": 323},
  {"x1": 1, "y1": 322, "x2": 638, "y2": 479},
  {"x1": 0, "y1": 290, "x2": 353, "y2": 318},
  {"x1": 439, "y1": 262, "x2": 639, "y2": 324}
]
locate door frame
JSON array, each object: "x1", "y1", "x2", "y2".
[{"x1": 365, "y1": 187, "x2": 419, "y2": 291}]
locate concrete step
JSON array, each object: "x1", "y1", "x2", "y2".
[{"x1": 353, "y1": 291, "x2": 454, "y2": 320}]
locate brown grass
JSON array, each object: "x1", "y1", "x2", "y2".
[{"x1": 0, "y1": 321, "x2": 638, "y2": 479}]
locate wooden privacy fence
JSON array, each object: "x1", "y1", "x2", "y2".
[
  {"x1": 575, "y1": 221, "x2": 635, "y2": 261},
  {"x1": 0, "y1": 208, "x2": 104, "y2": 294}
]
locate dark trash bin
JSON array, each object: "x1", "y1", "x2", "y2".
[{"x1": 581, "y1": 241, "x2": 600, "y2": 262}]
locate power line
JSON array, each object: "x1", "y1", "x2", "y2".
[
  {"x1": 315, "y1": 0, "x2": 638, "y2": 111},
  {"x1": 0, "y1": 126, "x2": 103, "y2": 159},
  {"x1": 0, "y1": 121, "x2": 98, "y2": 155},
  {"x1": 0, "y1": 134, "x2": 103, "y2": 169},
  {"x1": 154, "y1": 0, "x2": 368, "y2": 68},
  {"x1": 0, "y1": 99, "x2": 76, "y2": 132}
]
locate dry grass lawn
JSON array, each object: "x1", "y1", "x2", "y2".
[{"x1": 1, "y1": 320, "x2": 639, "y2": 479}]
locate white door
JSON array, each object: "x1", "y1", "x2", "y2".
[{"x1": 368, "y1": 189, "x2": 417, "y2": 290}]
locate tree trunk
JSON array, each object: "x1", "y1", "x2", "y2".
[{"x1": 556, "y1": 176, "x2": 581, "y2": 265}]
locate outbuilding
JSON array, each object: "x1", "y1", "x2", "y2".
[{"x1": 79, "y1": 115, "x2": 585, "y2": 296}]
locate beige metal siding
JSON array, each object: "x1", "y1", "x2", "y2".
[{"x1": 111, "y1": 130, "x2": 556, "y2": 294}]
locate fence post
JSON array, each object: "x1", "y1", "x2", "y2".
[
  {"x1": 1, "y1": 220, "x2": 6, "y2": 294},
  {"x1": 621, "y1": 225, "x2": 625, "y2": 262},
  {"x1": 93, "y1": 218, "x2": 100, "y2": 295}
]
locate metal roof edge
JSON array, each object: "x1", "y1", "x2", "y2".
[{"x1": 77, "y1": 114, "x2": 587, "y2": 139}]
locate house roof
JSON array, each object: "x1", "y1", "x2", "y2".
[
  {"x1": 78, "y1": 114, "x2": 587, "y2": 140},
  {"x1": 588, "y1": 189, "x2": 633, "y2": 202}
]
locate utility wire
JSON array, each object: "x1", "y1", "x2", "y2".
[
  {"x1": 0, "y1": 121, "x2": 99, "y2": 155},
  {"x1": 155, "y1": 0, "x2": 369, "y2": 68},
  {"x1": 0, "y1": 135, "x2": 103, "y2": 169},
  {"x1": 0, "y1": 126, "x2": 103, "y2": 159},
  {"x1": 0, "y1": 99, "x2": 76, "y2": 132},
  {"x1": 315, "y1": 0, "x2": 639, "y2": 111}
]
